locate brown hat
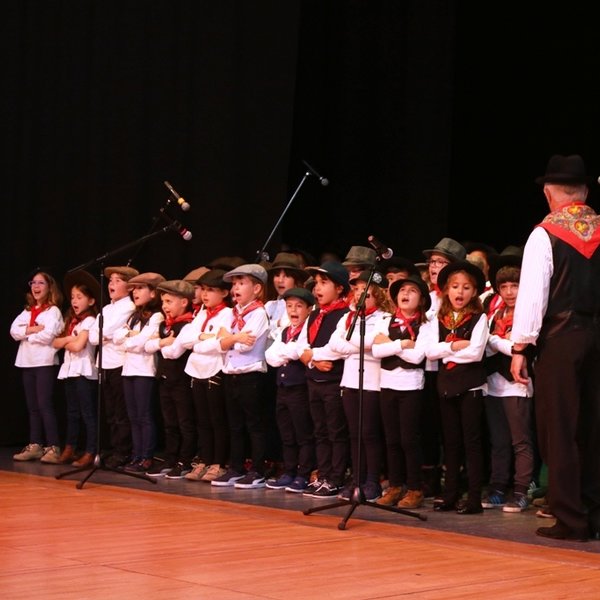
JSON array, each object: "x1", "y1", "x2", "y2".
[
  {"x1": 104, "y1": 266, "x2": 139, "y2": 281},
  {"x1": 183, "y1": 266, "x2": 210, "y2": 284},
  {"x1": 437, "y1": 260, "x2": 486, "y2": 295},
  {"x1": 535, "y1": 154, "x2": 594, "y2": 185},
  {"x1": 127, "y1": 272, "x2": 166, "y2": 289},
  {"x1": 197, "y1": 269, "x2": 231, "y2": 289},
  {"x1": 342, "y1": 246, "x2": 377, "y2": 268},
  {"x1": 267, "y1": 252, "x2": 309, "y2": 282},
  {"x1": 389, "y1": 275, "x2": 432, "y2": 311},
  {"x1": 422, "y1": 237, "x2": 466, "y2": 262},
  {"x1": 157, "y1": 279, "x2": 194, "y2": 300},
  {"x1": 63, "y1": 270, "x2": 101, "y2": 306},
  {"x1": 208, "y1": 256, "x2": 247, "y2": 271}
]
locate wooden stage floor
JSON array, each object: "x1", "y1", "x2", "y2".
[{"x1": 1, "y1": 451, "x2": 599, "y2": 599}]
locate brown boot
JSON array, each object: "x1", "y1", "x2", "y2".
[
  {"x1": 72, "y1": 452, "x2": 95, "y2": 467},
  {"x1": 58, "y1": 445, "x2": 75, "y2": 464}
]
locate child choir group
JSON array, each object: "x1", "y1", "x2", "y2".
[{"x1": 10, "y1": 236, "x2": 540, "y2": 516}]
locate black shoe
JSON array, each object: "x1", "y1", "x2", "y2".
[
  {"x1": 536, "y1": 523, "x2": 589, "y2": 542},
  {"x1": 433, "y1": 498, "x2": 456, "y2": 512},
  {"x1": 104, "y1": 454, "x2": 128, "y2": 469},
  {"x1": 456, "y1": 501, "x2": 483, "y2": 515}
]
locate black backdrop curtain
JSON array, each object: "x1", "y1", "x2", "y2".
[{"x1": 4, "y1": 1, "x2": 600, "y2": 445}]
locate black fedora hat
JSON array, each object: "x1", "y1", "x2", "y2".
[
  {"x1": 535, "y1": 154, "x2": 594, "y2": 185},
  {"x1": 488, "y1": 245, "x2": 523, "y2": 293},
  {"x1": 388, "y1": 275, "x2": 431, "y2": 311},
  {"x1": 437, "y1": 260, "x2": 486, "y2": 295},
  {"x1": 63, "y1": 269, "x2": 101, "y2": 306}
]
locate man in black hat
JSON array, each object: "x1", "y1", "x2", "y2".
[{"x1": 511, "y1": 154, "x2": 600, "y2": 541}]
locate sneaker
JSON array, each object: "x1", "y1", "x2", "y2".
[
  {"x1": 266, "y1": 473, "x2": 295, "y2": 490},
  {"x1": 363, "y1": 481, "x2": 382, "y2": 502},
  {"x1": 40, "y1": 446, "x2": 61, "y2": 464},
  {"x1": 377, "y1": 486, "x2": 405, "y2": 506},
  {"x1": 481, "y1": 489, "x2": 506, "y2": 509},
  {"x1": 536, "y1": 507, "x2": 555, "y2": 519},
  {"x1": 285, "y1": 476, "x2": 308, "y2": 493},
  {"x1": 165, "y1": 462, "x2": 191, "y2": 479},
  {"x1": 337, "y1": 483, "x2": 355, "y2": 501},
  {"x1": 312, "y1": 480, "x2": 340, "y2": 499},
  {"x1": 13, "y1": 443, "x2": 44, "y2": 461},
  {"x1": 303, "y1": 478, "x2": 325, "y2": 496},
  {"x1": 200, "y1": 464, "x2": 226, "y2": 482},
  {"x1": 398, "y1": 489, "x2": 424, "y2": 509},
  {"x1": 146, "y1": 461, "x2": 173, "y2": 477},
  {"x1": 234, "y1": 471, "x2": 266, "y2": 489},
  {"x1": 122, "y1": 458, "x2": 142, "y2": 472},
  {"x1": 185, "y1": 461, "x2": 208, "y2": 481},
  {"x1": 503, "y1": 493, "x2": 529, "y2": 513},
  {"x1": 211, "y1": 468, "x2": 244, "y2": 487}
]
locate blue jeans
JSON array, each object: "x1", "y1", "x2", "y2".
[
  {"x1": 64, "y1": 376, "x2": 98, "y2": 454},
  {"x1": 123, "y1": 376, "x2": 156, "y2": 460},
  {"x1": 21, "y1": 366, "x2": 59, "y2": 446}
]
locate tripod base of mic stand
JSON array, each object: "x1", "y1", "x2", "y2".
[
  {"x1": 55, "y1": 454, "x2": 157, "y2": 489},
  {"x1": 303, "y1": 487, "x2": 427, "y2": 530}
]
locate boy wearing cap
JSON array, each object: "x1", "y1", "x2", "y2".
[
  {"x1": 113, "y1": 272, "x2": 165, "y2": 472},
  {"x1": 88, "y1": 265, "x2": 138, "y2": 469},
  {"x1": 179, "y1": 269, "x2": 233, "y2": 482},
  {"x1": 265, "y1": 287, "x2": 316, "y2": 493},
  {"x1": 298, "y1": 261, "x2": 350, "y2": 498},
  {"x1": 144, "y1": 280, "x2": 196, "y2": 478},
  {"x1": 212, "y1": 264, "x2": 270, "y2": 489}
]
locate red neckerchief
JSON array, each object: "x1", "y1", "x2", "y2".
[
  {"x1": 231, "y1": 300, "x2": 264, "y2": 330},
  {"x1": 491, "y1": 307, "x2": 513, "y2": 339},
  {"x1": 192, "y1": 302, "x2": 203, "y2": 317},
  {"x1": 308, "y1": 299, "x2": 347, "y2": 345},
  {"x1": 538, "y1": 203, "x2": 600, "y2": 258},
  {"x1": 66, "y1": 310, "x2": 92, "y2": 336},
  {"x1": 345, "y1": 306, "x2": 377, "y2": 330},
  {"x1": 29, "y1": 304, "x2": 49, "y2": 326},
  {"x1": 486, "y1": 294, "x2": 504, "y2": 318},
  {"x1": 285, "y1": 321, "x2": 306, "y2": 343},
  {"x1": 201, "y1": 302, "x2": 227, "y2": 332},
  {"x1": 390, "y1": 310, "x2": 421, "y2": 340},
  {"x1": 164, "y1": 311, "x2": 194, "y2": 334}
]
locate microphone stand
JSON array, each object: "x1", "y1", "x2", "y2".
[
  {"x1": 303, "y1": 260, "x2": 427, "y2": 529},
  {"x1": 56, "y1": 223, "x2": 184, "y2": 489},
  {"x1": 254, "y1": 162, "x2": 323, "y2": 263}
]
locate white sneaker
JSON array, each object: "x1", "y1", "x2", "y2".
[
  {"x1": 13, "y1": 443, "x2": 44, "y2": 461},
  {"x1": 40, "y1": 446, "x2": 62, "y2": 464}
]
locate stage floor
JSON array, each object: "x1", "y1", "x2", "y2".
[{"x1": 1, "y1": 446, "x2": 598, "y2": 554}]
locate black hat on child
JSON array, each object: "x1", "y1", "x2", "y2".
[
  {"x1": 488, "y1": 246, "x2": 523, "y2": 293},
  {"x1": 437, "y1": 260, "x2": 486, "y2": 295},
  {"x1": 388, "y1": 275, "x2": 431, "y2": 311}
]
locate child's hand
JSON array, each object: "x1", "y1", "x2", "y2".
[
  {"x1": 160, "y1": 332, "x2": 175, "y2": 347},
  {"x1": 27, "y1": 324, "x2": 45, "y2": 334},
  {"x1": 402, "y1": 339, "x2": 415, "y2": 349},
  {"x1": 300, "y1": 349, "x2": 313, "y2": 365},
  {"x1": 451, "y1": 339, "x2": 470, "y2": 351},
  {"x1": 374, "y1": 333, "x2": 391, "y2": 344},
  {"x1": 198, "y1": 333, "x2": 215, "y2": 341},
  {"x1": 237, "y1": 331, "x2": 256, "y2": 346},
  {"x1": 313, "y1": 360, "x2": 333, "y2": 372}
]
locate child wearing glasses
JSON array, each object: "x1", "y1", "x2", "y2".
[{"x1": 10, "y1": 270, "x2": 64, "y2": 462}]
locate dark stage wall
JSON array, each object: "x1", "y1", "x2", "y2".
[{"x1": 3, "y1": 1, "x2": 600, "y2": 445}]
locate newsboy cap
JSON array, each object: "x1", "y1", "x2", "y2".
[{"x1": 156, "y1": 279, "x2": 194, "y2": 300}]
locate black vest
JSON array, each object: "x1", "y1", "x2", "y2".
[
  {"x1": 156, "y1": 320, "x2": 192, "y2": 380},
  {"x1": 305, "y1": 306, "x2": 348, "y2": 382},
  {"x1": 436, "y1": 312, "x2": 487, "y2": 397},
  {"x1": 381, "y1": 315, "x2": 425, "y2": 371},
  {"x1": 276, "y1": 325, "x2": 308, "y2": 387}
]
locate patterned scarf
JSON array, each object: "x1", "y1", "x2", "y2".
[
  {"x1": 440, "y1": 310, "x2": 473, "y2": 342},
  {"x1": 231, "y1": 300, "x2": 264, "y2": 331},
  {"x1": 491, "y1": 307, "x2": 513, "y2": 339},
  {"x1": 201, "y1": 302, "x2": 227, "y2": 332},
  {"x1": 308, "y1": 299, "x2": 347, "y2": 345},
  {"x1": 539, "y1": 203, "x2": 600, "y2": 258}
]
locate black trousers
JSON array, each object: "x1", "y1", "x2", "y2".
[
  {"x1": 101, "y1": 367, "x2": 131, "y2": 457},
  {"x1": 159, "y1": 375, "x2": 196, "y2": 464},
  {"x1": 535, "y1": 327, "x2": 600, "y2": 533}
]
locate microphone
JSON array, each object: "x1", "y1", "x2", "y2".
[
  {"x1": 302, "y1": 160, "x2": 329, "y2": 186},
  {"x1": 164, "y1": 180, "x2": 191, "y2": 211},
  {"x1": 159, "y1": 208, "x2": 193, "y2": 241},
  {"x1": 368, "y1": 235, "x2": 393, "y2": 260}
]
